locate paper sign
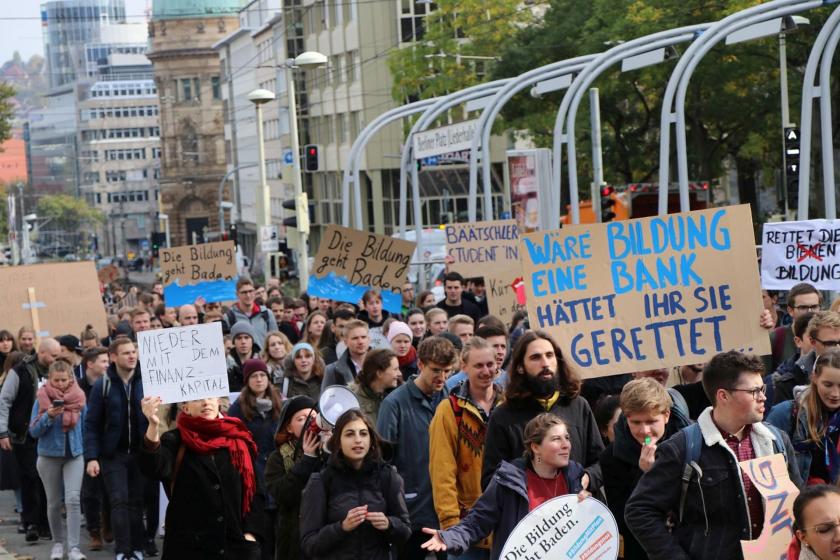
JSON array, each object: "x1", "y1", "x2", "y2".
[
  {"x1": 137, "y1": 322, "x2": 229, "y2": 404},
  {"x1": 446, "y1": 220, "x2": 526, "y2": 322},
  {"x1": 760, "y1": 219, "x2": 840, "y2": 289},
  {"x1": 739, "y1": 453, "x2": 800, "y2": 560},
  {"x1": 160, "y1": 241, "x2": 237, "y2": 306},
  {"x1": 308, "y1": 225, "x2": 416, "y2": 314},
  {"x1": 519, "y1": 205, "x2": 769, "y2": 379},
  {"x1": 0, "y1": 262, "x2": 107, "y2": 339},
  {"x1": 500, "y1": 495, "x2": 619, "y2": 560},
  {"x1": 260, "y1": 225, "x2": 279, "y2": 252}
]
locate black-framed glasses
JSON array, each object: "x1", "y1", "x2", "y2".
[
  {"x1": 727, "y1": 385, "x2": 767, "y2": 400},
  {"x1": 814, "y1": 338, "x2": 840, "y2": 348},
  {"x1": 804, "y1": 520, "x2": 840, "y2": 537},
  {"x1": 793, "y1": 305, "x2": 822, "y2": 311}
]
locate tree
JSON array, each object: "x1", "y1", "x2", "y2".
[
  {"x1": 36, "y1": 194, "x2": 104, "y2": 232},
  {"x1": 0, "y1": 82, "x2": 14, "y2": 150}
]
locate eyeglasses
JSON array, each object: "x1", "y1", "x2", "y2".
[
  {"x1": 814, "y1": 338, "x2": 840, "y2": 348},
  {"x1": 804, "y1": 520, "x2": 840, "y2": 537},
  {"x1": 793, "y1": 305, "x2": 822, "y2": 311},
  {"x1": 727, "y1": 385, "x2": 767, "y2": 400}
]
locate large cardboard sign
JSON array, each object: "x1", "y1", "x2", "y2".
[
  {"x1": 137, "y1": 322, "x2": 229, "y2": 404},
  {"x1": 446, "y1": 220, "x2": 525, "y2": 322},
  {"x1": 739, "y1": 454, "x2": 800, "y2": 560},
  {"x1": 760, "y1": 219, "x2": 840, "y2": 289},
  {"x1": 500, "y1": 495, "x2": 619, "y2": 560},
  {"x1": 520, "y1": 205, "x2": 769, "y2": 379},
  {"x1": 160, "y1": 241, "x2": 237, "y2": 307},
  {"x1": 308, "y1": 225, "x2": 416, "y2": 314},
  {"x1": 0, "y1": 262, "x2": 107, "y2": 339}
]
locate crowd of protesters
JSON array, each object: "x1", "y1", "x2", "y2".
[{"x1": 0, "y1": 272, "x2": 839, "y2": 560}]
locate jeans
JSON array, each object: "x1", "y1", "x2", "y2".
[
  {"x1": 101, "y1": 453, "x2": 145, "y2": 555},
  {"x1": 81, "y1": 470, "x2": 106, "y2": 532},
  {"x1": 143, "y1": 475, "x2": 160, "y2": 541},
  {"x1": 36, "y1": 454, "x2": 84, "y2": 550},
  {"x1": 13, "y1": 439, "x2": 47, "y2": 528}
]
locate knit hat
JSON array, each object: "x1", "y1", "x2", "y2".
[
  {"x1": 230, "y1": 321, "x2": 256, "y2": 341},
  {"x1": 242, "y1": 358, "x2": 268, "y2": 384},
  {"x1": 277, "y1": 395, "x2": 317, "y2": 432},
  {"x1": 292, "y1": 342, "x2": 314, "y2": 357},
  {"x1": 439, "y1": 332, "x2": 463, "y2": 351},
  {"x1": 386, "y1": 321, "x2": 413, "y2": 344},
  {"x1": 57, "y1": 335, "x2": 82, "y2": 354}
]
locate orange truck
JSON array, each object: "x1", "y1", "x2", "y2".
[{"x1": 561, "y1": 182, "x2": 711, "y2": 224}]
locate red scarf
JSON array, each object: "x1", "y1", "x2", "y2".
[
  {"x1": 177, "y1": 413, "x2": 257, "y2": 515},
  {"x1": 36, "y1": 379, "x2": 86, "y2": 432},
  {"x1": 398, "y1": 345, "x2": 417, "y2": 369}
]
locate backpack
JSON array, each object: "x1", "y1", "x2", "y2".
[
  {"x1": 226, "y1": 308, "x2": 271, "y2": 332},
  {"x1": 678, "y1": 422, "x2": 788, "y2": 523}
]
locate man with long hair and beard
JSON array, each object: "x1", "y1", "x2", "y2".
[{"x1": 480, "y1": 330, "x2": 604, "y2": 491}]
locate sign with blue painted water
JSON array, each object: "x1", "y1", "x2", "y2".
[
  {"x1": 309, "y1": 225, "x2": 416, "y2": 313},
  {"x1": 519, "y1": 205, "x2": 769, "y2": 378},
  {"x1": 160, "y1": 241, "x2": 238, "y2": 307}
]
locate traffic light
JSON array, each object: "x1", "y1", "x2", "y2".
[
  {"x1": 784, "y1": 126, "x2": 800, "y2": 211},
  {"x1": 282, "y1": 194, "x2": 313, "y2": 234},
  {"x1": 304, "y1": 144, "x2": 319, "y2": 172},
  {"x1": 150, "y1": 232, "x2": 166, "y2": 257},
  {"x1": 600, "y1": 185, "x2": 616, "y2": 222}
]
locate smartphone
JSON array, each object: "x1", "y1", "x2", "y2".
[{"x1": 52, "y1": 400, "x2": 64, "y2": 407}]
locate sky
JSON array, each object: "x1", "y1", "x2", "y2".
[{"x1": 0, "y1": 0, "x2": 151, "y2": 64}]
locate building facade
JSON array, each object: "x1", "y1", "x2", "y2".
[{"x1": 148, "y1": 0, "x2": 247, "y2": 247}]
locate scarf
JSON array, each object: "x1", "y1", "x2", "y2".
[
  {"x1": 397, "y1": 345, "x2": 417, "y2": 369},
  {"x1": 177, "y1": 413, "x2": 257, "y2": 515},
  {"x1": 255, "y1": 397, "x2": 273, "y2": 417},
  {"x1": 787, "y1": 534, "x2": 822, "y2": 560},
  {"x1": 35, "y1": 378, "x2": 86, "y2": 432}
]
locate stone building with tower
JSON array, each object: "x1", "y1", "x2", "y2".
[{"x1": 147, "y1": 0, "x2": 246, "y2": 246}]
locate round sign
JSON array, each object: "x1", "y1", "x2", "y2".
[{"x1": 499, "y1": 495, "x2": 619, "y2": 560}]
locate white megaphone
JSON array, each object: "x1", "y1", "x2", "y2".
[{"x1": 316, "y1": 385, "x2": 361, "y2": 432}]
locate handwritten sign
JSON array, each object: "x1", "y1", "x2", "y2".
[
  {"x1": 160, "y1": 241, "x2": 237, "y2": 306},
  {"x1": 519, "y1": 205, "x2": 769, "y2": 379},
  {"x1": 137, "y1": 322, "x2": 229, "y2": 404},
  {"x1": 0, "y1": 262, "x2": 107, "y2": 339},
  {"x1": 500, "y1": 495, "x2": 619, "y2": 560},
  {"x1": 446, "y1": 220, "x2": 525, "y2": 322},
  {"x1": 308, "y1": 225, "x2": 416, "y2": 314},
  {"x1": 739, "y1": 453, "x2": 800, "y2": 560},
  {"x1": 760, "y1": 219, "x2": 840, "y2": 289}
]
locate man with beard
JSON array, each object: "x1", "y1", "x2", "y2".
[{"x1": 480, "y1": 330, "x2": 604, "y2": 490}]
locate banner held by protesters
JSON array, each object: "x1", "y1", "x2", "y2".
[
  {"x1": 520, "y1": 205, "x2": 769, "y2": 379},
  {"x1": 160, "y1": 240, "x2": 238, "y2": 306},
  {"x1": 760, "y1": 219, "x2": 840, "y2": 290}
]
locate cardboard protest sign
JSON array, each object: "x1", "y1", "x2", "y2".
[
  {"x1": 308, "y1": 225, "x2": 416, "y2": 314},
  {"x1": 500, "y1": 495, "x2": 619, "y2": 560},
  {"x1": 160, "y1": 241, "x2": 238, "y2": 307},
  {"x1": 739, "y1": 453, "x2": 800, "y2": 560},
  {"x1": 137, "y1": 322, "x2": 229, "y2": 404},
  {"x1": 520, "y1": 205, "x2": 769, "y2": 379},
  {"x1": 0, "y1": 262, "x2": 107, "y2": 340},
  {"x1": 446, "y1": 220, "x2": 526, "y2": 322},
  {"x1": 760, "y1": 219, "x2": 840, "y2": 290}
]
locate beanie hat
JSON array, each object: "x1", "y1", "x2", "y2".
[
  {"x1": 230, "y1": 321, "x2": 256, "y2": 341},
  {"x1": 277, "y1": 395, "x2": 317, "y2": 432},
  {"x1": 242, "y1": 358, "x2": 268, "y2": 384},
  {"x1": 439, "y1": 332, "x2": 463, "y2": 351},
  {"x1": 386, "y1": 321, "x2": 413, "y2": 344},
  {"x1": 292, "y1": 342, "x2": 314, "y2": 357}
]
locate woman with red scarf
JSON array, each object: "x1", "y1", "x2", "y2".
[
  {"x1": 140, "y1": 395, "x2": 268, "y2": 560},
  {"x1": 387, "y1": 321, "x2": 417, "y2": 381}
]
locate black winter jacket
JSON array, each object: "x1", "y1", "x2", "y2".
[
  {"x1": 140, "y1": 429, "x2": 268, "y2": 560},
  {"x1": 481, "y1": 394, "x2": 604, "y2": 490},
  {"x1": 84, "y1": 365, "x2": 147, "y2": 460},
  {"x1": 300, "y1": 460, "x2": 411, "y2": 560}
]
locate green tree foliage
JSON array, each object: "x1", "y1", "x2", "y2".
[
  {"x1": 36, "y1": 194, "x2": 104, "y2": 232},
  {"x1": 0, "y1": 81, "x2": 15, "y2": 151}
]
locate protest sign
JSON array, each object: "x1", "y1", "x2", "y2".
[
  {"x1": 446, "y1": 220, "x2": 525, "y2": 322},
  {"x1": 499, "y1": 495, "x2": 619, "y2": 560},
  {"x1": 0, "y1": 262, "x2": 107, "y2": 339},
  {"x1": 308, "y1": 225, "x2": 416, "y2": 314},
  {"x1": 519, "y1": 205, "x2": 769, "y2": 379},
  {"x1": 739, "y1": 453, "x2": 800, "y2": 560},
  {"x1": 760, "y1": 219, "x2": 840, "y2": 290},
  {"x1": 137, "y1": 322, "x2": 229, "y2": 404},
  {"x1": 160, "y1": 241, "x2": 237, "y2": 307}
]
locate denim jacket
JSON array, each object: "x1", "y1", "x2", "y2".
[{"x1": 28, "y1": 401, "x2": 85, "y2": 458}]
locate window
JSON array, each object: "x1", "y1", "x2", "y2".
[
  {"x1": 337, "y1": 113, "x2": 347, "y2": 144},
  {"x1": 181, "y1": 78, "x2": 193, "y2": 101},
  {"x1": 211, "y1": 76, "x2": 221, "y2": 100}
]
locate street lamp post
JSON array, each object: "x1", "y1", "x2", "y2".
[{"x1": 248, "y1": 88, "x2": 276, "y2": 282}]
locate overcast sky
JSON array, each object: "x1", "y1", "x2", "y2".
[{"x1": 0, "y1": 0, "x2": 151, "y2": 63}]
